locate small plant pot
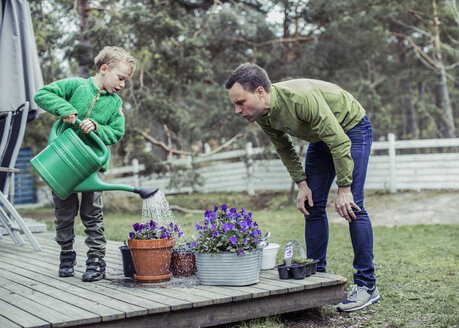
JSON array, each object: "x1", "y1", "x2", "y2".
[
  {"x1": 276, "y1": 263, "x2": 312, "y2": 280},
  {"x1": 276, "y1": 265, "x2": 291, "y2": 279},
  {"x1": 119, "y1": 245, "x2": 136, "y2": 278},
  {"x1": 171, "y1": 250, "x2": 197, "y2": 277},
  {"x1": 276, "y1": 260, "x2": 318, "y2": 279},
  {"x1": 310, "y1": 260, "x2": 318, "y2": 274},
  {"x1": 261, "y1": 243, "x2": 280, "y2": 270}
]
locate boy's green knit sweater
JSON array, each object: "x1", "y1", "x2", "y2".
[{"x1": 34, "y1": 77, "x2": 125, "y2": 171}]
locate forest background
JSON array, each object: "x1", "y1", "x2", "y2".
[{"x1": 26, "y1": 0, "x2": 459, "y2": 176}]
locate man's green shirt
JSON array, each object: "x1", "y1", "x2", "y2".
[{"x1": 256, "y1": 79, "x2": 365, "y2": 187}]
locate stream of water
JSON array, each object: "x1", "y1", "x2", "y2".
[{"x1": 141, "y1": 190, "x2": 178, "y2": 227}]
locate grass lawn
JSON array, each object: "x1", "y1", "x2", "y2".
[{"x1": 21, "y1": 192, "x2": 459, "y2": 328}]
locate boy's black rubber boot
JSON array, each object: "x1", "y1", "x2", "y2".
[
  {"x1": 59, "y1": 250, "x2": 77, "y2": 277},
  {"x1": 82, "y1": 255, "x2": 106, "y2": 282}
]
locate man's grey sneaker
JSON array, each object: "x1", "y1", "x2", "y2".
[{"x1": 337, "y1": 284, "x2": 380, "y2": 312}]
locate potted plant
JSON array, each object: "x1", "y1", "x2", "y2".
[
  {"x1": 191, "y1": 204, "x2": 264, "y2": 286},
  {"x1": 276, "y1": 240, "x2": 318, "y2": 280},
  {"x1": 127, "y1": 220, "x2": 183, "y2": 282},
  {"x1": 170, "y1": 242, "x2": 197, "y2": 277}
]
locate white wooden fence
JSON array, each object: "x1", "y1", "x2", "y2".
[{"x1": 106, "y1": 134, "x2": 459, "y2": 195}]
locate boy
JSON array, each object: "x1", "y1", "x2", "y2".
[{"x1": 34, "y1": 46, "x2": 136, "y2": 282}]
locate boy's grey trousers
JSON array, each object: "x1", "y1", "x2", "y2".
[{"x1": 52, "y1": 171, "x2": 106, "y2": 257}]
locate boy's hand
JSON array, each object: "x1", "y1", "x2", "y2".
[
  {"x1": 62, "y1": 114, "x2": 77, "y2": 124},
  {"x1": 79, "y1": 119, "x2": 96, "y2": 134}
]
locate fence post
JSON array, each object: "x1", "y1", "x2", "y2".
[
  {"x1": 388, "y1": 133, "x2": 396, "y2": 193},
  {"x1": 246, "y1": 142, "x2": 255, "y2": 196},
  {"x1": 132, "y1": 158, "x2": 140, "y2": 187}
]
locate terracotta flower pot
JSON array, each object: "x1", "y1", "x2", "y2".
[{"x1": 128, "y1": 237, "x2": 175, "y2": 283}]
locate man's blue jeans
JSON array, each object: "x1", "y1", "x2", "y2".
[{"x1": 304, "y1": 115, "x2": 375, "y2": 287}]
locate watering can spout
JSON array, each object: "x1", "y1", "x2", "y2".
[
  {"x1": 133, "y1": 187, "x2": 159, "y2": 199},
  {"x1": 72, "y1": 172, "x2": 159, "y2": 199}
]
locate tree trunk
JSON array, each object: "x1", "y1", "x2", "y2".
[
  {"x1": 396, "y1": 36, "x2": 418, "y2": 139},
  {"x1": 435, "y1": 66, "x2": 455, "y2": 138},
  {"x1": 282, "y1": 0, "x2": 291, "y2": 65},
  {"x1": 431, "y1": 0, "x2": 455, "y2": 137},
  {"x1": 78, "y1": 0, "x2": 91, "y2": 78}
]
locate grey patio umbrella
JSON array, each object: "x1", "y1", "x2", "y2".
[{"x1": 0, "y1": 0, "x2": 43, "y2": 120}]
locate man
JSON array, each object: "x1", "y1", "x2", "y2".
[{"x1": 225, "y1": 63, "x2": 379, "y2": 312}]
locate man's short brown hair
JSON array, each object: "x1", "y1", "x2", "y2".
[{"x1": 225, "y1": 63, "x2": 271, "y2": 93}]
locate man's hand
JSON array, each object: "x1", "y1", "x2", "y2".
[
  {"x1": 62, "y1": 114, "x2": 77, "y2": 124},
  {"x1": 79, "y1": 119, "x2": 96, "y2": 134},
  {"x1": 334, "y1": 187, "x2": 361, "y2": 222},
  {"x1": 297, "y1": 181, "x2": 313, "y2": 215}
]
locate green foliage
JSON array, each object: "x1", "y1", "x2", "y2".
[
  {"x1": 291, "y1": 256, "x2": 314, "y2": 264},
  {"x1": 27, "y1": 0, "x2": 459, "y2": 168}
]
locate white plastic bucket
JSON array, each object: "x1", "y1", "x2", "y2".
[{"x1": 261, "y1": 243, "x2": 280, "y2": 270}]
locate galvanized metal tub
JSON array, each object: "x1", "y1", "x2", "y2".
[{"x1": 195, "y1": 248, "x2": 262, "y2": 286}]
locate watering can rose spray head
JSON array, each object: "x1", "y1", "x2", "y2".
[{"x1": 134, "y1": 188, "x2": 159, "y2": 199}]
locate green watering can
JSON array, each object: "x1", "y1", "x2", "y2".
[{"x1": 30, "y1": 119, "x2": 158, "y2": 200}]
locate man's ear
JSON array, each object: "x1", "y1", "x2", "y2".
[{"x1": 256, "y1": 86, "x2": 265, "y2": 96}]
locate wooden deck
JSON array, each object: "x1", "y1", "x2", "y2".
[{"x1": 0, "y1": 232, "x2": 347, "y2": 328}]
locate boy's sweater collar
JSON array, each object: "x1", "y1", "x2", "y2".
[{"x1": 89, "y1": 77, "x2": 109, "y2": 96}]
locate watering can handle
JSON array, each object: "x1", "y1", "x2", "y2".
[{"x1": 48, "y1": 119, "x2": 109, "y2": 165}]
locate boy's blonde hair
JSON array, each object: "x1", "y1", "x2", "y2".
[{"x1": 94, "y1": 46, "x2": 136, "y2": 76}]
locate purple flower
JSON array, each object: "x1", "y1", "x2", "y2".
[
  {"x1": 229, "y1": 235, "x2": 237, "y2": 245},
  {"x1": 238, "y1": 249, "x2": 244, "y2": 255},
  {"x1": 133, "y1": 223, "x2": 141, "y2": 232},
  {"x1": 222, "y1": 223, "x2": 235, "y2": 232},
  {"x1": 129, "y1": 219, "x2": 183, "y2": 240},
  {"x1": 243, "y1": 238, "x2": 248, "y2": 245},
  {"x1": 222, "y1": 204, "x2": 227, "y2": 212}
]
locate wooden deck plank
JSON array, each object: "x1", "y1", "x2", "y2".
[
  {"x1": 96, "y1": 279, "x2": 192, "y2": 312},
  {"x1": 0, "y1": 269, "x2": 118, "y2": 323},
  {"x1": 0, "y1": 285, "x2": 73, "y2": 326},
  {"x1": 1, "y1": 239, "x2": 125, "y2": 277},
  {"x1": 0, "y1": 276, "x2": 101, "y2": 326},
  {"x1": 192, "y1": 285, "x2": 254, "y2": 302},
  {"x1": 0, "y1": 299, "x2": 50, "y2": 328},
  {"x1": 0, "y1": 232, "x2": 347, "y2": 328},
  {"x1": 0, "y1": 263, "x2": 128, "y2": 322},
  {"x1": 0, "y1": 256, "x2": 160, "y2": 319},
  {"x1": 167, "y1": 286, "x2": 233, "y2": 305},
  {"x1": 0, "y1": 314, "x2": 22, "y2": 328}
]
